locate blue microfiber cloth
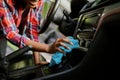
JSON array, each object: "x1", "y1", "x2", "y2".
[{"x1": 49, "y1": 36, "x2": 80, "y2": 67}]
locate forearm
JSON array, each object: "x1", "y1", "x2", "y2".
[
  {"x1": 33, "y1": 51, "x2": 40, "y2": 64},
  {"x1": 5, "y1": 30, "x2": 50, "y2": 52},
  {"x1": 33, "y1": 51, "x2": 49, "y2": 65},
  {"x1": 26, "y1": 39, "x2": 50, "y2": 53}
]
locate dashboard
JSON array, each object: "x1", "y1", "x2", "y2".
[
  {"x1": 75, "y1": 9, "x2": 103, "y2": 50},
  {"x1": 74, "y1": 1, "x2": 120, "y2": 51}
]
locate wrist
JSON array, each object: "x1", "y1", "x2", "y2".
[
  {"x1": 46, "y1": 44, "x2": 54, "y2": 53},
  {"x1": 45, "y1": 44, "x2": 51, "y2": 53}
]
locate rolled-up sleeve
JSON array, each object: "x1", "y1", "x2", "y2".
[{"x1": 0, "y1": 3, "x2": 29, "y2": 48}]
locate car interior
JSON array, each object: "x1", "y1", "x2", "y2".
[{"x1": 0, "y1": 0, "x2": 120, "y2": 80}]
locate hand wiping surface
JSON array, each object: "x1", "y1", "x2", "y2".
[{"x1": 49, "y1": 36, "x2": 80, "y2": 67}]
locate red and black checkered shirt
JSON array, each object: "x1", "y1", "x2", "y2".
[{"x1": 0, "y1": 0, "x2": 43, "y2": 48}]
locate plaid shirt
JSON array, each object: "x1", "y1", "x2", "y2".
[{"x1": 0, "y1": 0, "x2": 43, "y2": 48}]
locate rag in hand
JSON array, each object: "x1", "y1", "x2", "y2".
[{"x1": 49, "y1": 36, "x2": 80, "y2": 67}]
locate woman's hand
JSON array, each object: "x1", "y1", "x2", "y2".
[{"x1": 48, "y1": 37, "x2": 73, "y2": 53}]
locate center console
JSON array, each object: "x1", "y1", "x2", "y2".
[{"x1": 75, "y1": 9, "x2": 104, "y2": 50}]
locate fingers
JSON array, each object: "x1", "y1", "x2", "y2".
[
  {"x1": 56, "y1": 47, "x2": 64, "y2": 53},
  {"x1": 59, "y1": 42, "x2": 70, "y2": 50},
  {"x1": 54, "y1": 37, "x2": 73, "y2": 53},
  {"x1": 56, "y1": 38, "x2": 73, "y2": 47},
  {"x1": 57, "y1": 38, "x2": 73, "y2": 45},
  {"x1": 49, "y1": 37, "x2": 74, "y2": 54},
  {"x1": 39, "y1": 61, "x2": 49, "y2": 65}
]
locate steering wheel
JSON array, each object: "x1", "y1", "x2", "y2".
[{"x1": 39, "y1": 0, "x2": 61, "y2": 34}]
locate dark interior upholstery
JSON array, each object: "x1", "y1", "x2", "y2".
[
  {"x1": 1, "y1": 1, "x2": 120, "y2": 80},
  {"x1": 33, "y1": 9, "x2": 120, "y2": 80}
]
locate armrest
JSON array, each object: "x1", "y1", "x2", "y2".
[{"x1": 6, "y1": 45, "x2": 32, "y2": 61}]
